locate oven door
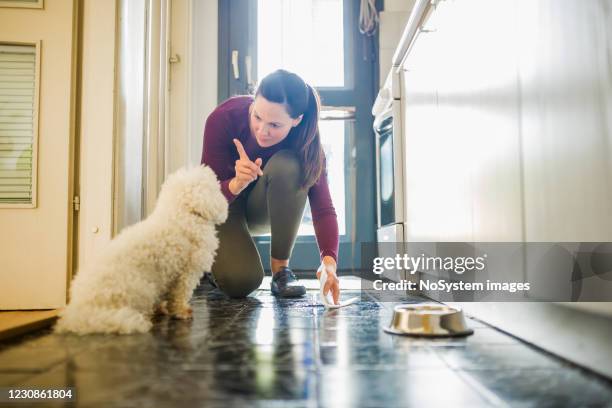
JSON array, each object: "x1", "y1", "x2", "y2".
[
  {"x1": 376, "y1": 223, "x2": 406, "y2": 282},
  {"x1": 375, "y1": 100, "x2": 405, "y2": 228}
]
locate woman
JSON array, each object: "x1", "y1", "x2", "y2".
[{"x1": 201, "y1": 69, "x2": 341, "y2": 304}]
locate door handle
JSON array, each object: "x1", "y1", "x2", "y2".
[
  {"x1": 245, "y1": 55, "x2": 255, "y2": 93},
  {"x1": 245, "y1": 55, "x2": 253, "y2": 86},
  {"x1": 231, "y1": 50, "x2": 240, "y2": 79}
]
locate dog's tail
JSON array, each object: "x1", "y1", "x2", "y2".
[{"x1": 54, "y1": 305, "x2": 152, "y2": 335}]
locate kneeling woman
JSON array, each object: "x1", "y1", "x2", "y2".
[{"x1": 201, "y1": 69, "x2": 341, "y2": 303}]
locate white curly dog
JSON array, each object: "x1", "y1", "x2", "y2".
[{"x1": 55, "y1": 165, "x2": 228, "y2": 335}]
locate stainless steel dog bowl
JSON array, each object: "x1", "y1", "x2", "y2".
[{"x1": 384, "y1": 304, "x2": 474, "y2": 337}]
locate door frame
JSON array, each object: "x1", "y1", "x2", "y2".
[{"x1": 75, "y1": 0, "x2": 118, "y2": 279}]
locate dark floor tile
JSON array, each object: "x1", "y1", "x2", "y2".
[
  {"x1": 0, "y1": 279, "x2": 610, "y2": 407},
  {"x1": 181, "y1": 343, "x2": 315, "y2": 371},
  {"x1": 317, "y1": 318, "x2": 392, "y2": 335},
  {"x1": 318, "y1": 344, "x2": 447, "y2": 369},
  {"x1": 434, "y1": 344, "x2": 564, "y2": 370},
  {"x1": 65, "y1": 343, "x2": 197, "y2": 372},
  {"x1": 318, "y1": 368, "x2": 491, "y2": 408},
  {"x1": 208, "y1": 327, "x2": 315, "y2": 346},
  {"x1": 15, "y1": 362, "x2": 159, "y2": 407},
  {"x1": 121, "y1": 368, "x2": 317, "y2": 408},
  {"x1": 460, "y1": 368, "x2": 612, "y2": 408},
  {"x1": 0, "y1": 341, "x2": 69, "y2": 373},
  {"x1": 325, "y1": 321, "x2": 514, "y2": 350},
  {"x1": 411, "y1": 327, "x2": 522, "y2": 348},
  {"x1": 0, "y1": 372, "x2": 34, "y2": 386},
  {"x1": 257, "y1": 297, "x2": 318, "y2": 310},
  {"x1": 222, "y1": 316, "x2": 317, "y2": 330},
  {"x1": 317, "y1": 325, "x2": 395, "y2": 348},
  {"x1": 314, "y1": 305, "x2": 391, "y2": 320},
  {"x1": 365, "y1": 293, "x2": 432, "y2": 307},
  {"x1": 383, "y1": 332, "x2": 450, "y2": 350}
]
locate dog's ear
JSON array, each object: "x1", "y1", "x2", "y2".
[
  {"x1": 197, "y1": 166, "x2": 229, "y2": 225},
  {"x1": 155, "y1": 167, "x2": 190, "y2": 214}
]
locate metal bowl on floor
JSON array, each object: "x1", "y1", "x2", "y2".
[{"x1": 384, "y1": 304, "x2": 474, "y2": 337}]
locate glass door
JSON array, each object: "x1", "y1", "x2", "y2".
[
  {"x1": 219, "y1": 0, "x2": 377, "y2": 272},
  {"x1": 376, "y1": 114, "x2": 395, "y2": 227}
]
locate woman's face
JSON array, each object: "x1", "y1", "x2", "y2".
[{"x1": 249, "y1": 96, "x2": 303, "y2": 148}]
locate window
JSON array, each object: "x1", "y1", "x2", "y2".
[
  {"x1": 299, "y1": 119, "x2": 346, "y2": 235},
  {"x1": 256, "y1": 0, "x2": 348, "y2": 237},
  {"x1": 257, "y1": 0, "x2": 344, "y2": 87},
  {"x1": 0, "y1": 43, "x2": 38, "y2": 206}
]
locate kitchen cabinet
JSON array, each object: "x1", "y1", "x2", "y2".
[
  {"x1": 515, "y1": 0, "x2": 612, "y2": 299},
  {"x1": 400, "y1": 0, "x2": 612, "y2": 244},
  {"x1": 393, "y1": 0, "x2": 612, "y2": 377},
  {"x1": 517, "y1": 0, "x2": 612, "y2": 242},
  {"x1": 401, "y1": 3, "x2": 457, "y2": 242},
  {"x1": 401, "y1": 0, "x2": 523, "y2": 243}
]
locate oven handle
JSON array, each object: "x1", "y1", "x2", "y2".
[{"x1": 373, "y1": 107, "x2": 393, "y2": 134}]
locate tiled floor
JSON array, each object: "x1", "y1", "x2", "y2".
[{"x1": 1, "y1": 278, "x2": 612, "y2": 407}]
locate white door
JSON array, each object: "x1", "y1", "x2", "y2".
[{"x1": 0, "y1": 0, "x2": 78, "y2": 309}]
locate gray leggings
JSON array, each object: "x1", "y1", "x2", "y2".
[{"x1": 211, "y1": 150, "x2": 308, "y2": 298}]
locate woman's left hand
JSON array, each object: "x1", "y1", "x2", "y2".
[{"x1": 317, "y1": 256, "x2": 340, "y2": 305}]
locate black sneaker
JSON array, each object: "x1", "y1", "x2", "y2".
[
  {"x1": 203, "y1": 272, "x2": 218, "y2": 289},
  {"x1": 271, "y1": 267, "x2": 306, "y2": 298}
]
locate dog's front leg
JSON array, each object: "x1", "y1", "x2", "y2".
[
  {"x1": 166, "y1": 274, "x2": 198, "y2": 319},
  {"x1": 155, "y1": 300, "x2": 170, "y2": 316}
]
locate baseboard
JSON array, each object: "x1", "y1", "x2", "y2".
[{"x1": 0, "y1": 310, "x2": 59, "y2": 342}]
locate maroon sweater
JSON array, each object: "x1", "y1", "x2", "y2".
[{"x1": 201, "y1": 96, "x2": 339, "y2": 261}]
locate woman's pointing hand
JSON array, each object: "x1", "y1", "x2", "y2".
[{"x1": 229, "y1": 139, "x2": 263, "y2": 195}]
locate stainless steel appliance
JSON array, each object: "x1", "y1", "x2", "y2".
[
  {"x1": 372, "y1": 70, "x2": 405, "y2": 242},
  {"x1": 373, "y1": 70, "x2": 406, "y2": 281}
]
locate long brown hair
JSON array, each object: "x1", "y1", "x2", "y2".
[{"x1": 256, "y1": 70, "x2": 324, "y2": 189}]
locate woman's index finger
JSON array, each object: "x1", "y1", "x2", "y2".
[{"x1": 233, "y1": 138, "x2": 250, "y2": 160}]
